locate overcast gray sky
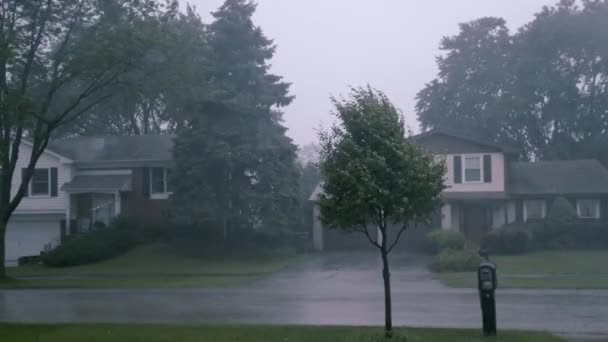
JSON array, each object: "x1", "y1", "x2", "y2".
[{"x1": 189, "y1": 0, "x2": 557, "y2": 146}]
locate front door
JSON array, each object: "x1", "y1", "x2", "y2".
[{"x1": 462, "y1": 205, "x2": 489, "y2": 243}]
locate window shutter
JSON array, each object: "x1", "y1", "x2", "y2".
[
  {"x1": 50, "y1": 168, "x2": 58, "y2": 197},
  {"x1": 483, "y1": 155, "x2": 492, "y2": 183},
  {"x1": 453, "y1": 156, "x2": 462, "y2": 184},
  {"x1": 22, "y1": 168, "x2": 29, "y2": 197},
  {"x1": 142, "y1": 168, "x2": 150, "y2": 198}
]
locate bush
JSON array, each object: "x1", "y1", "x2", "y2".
[
  {"x1": 429, "y1": 247, "x2": 482, "y2": 272},
  {"x1": 547, "y1": 196, "x2": 577, "y2": 227},
  {"x1": 42, "y1": 227, "x2": 137, "y2": 267},
  {"x1": 533, "y1": 221, "x2": 608, "y2": 250},
  {"x1": 426, "y1": 230, "x2": 466, "y2": 254},
  {"x1": 481, "y1": 224, "x2": 533, "y2": 255}
]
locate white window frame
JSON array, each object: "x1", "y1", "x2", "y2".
[
  {"x1": 523, "y1": 199, "x2": 546, "y2": 221},
  {"x1": 577, "y1": 199, "x2": 600, "y2": 219},
  {"x1": 462, "y1": 154, "x2": 483, "y2": 183},
  {"x1": 29, "y1": 168, "x2": 51, "y2": 198},
  {"x1": 150, "y1": 167, "x2": 173, "y2": 200}
]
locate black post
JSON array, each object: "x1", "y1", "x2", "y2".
[{"x1": 478, "y1": 249, "x2": 497, "y2": 336}]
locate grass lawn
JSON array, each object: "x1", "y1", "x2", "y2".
[
  {"x1": 1, "y1": 243, "x2": 298, "y2": 289},
  {"x1": 437, "y1": 250, "x2": 608, "y2": 289},
  {"x1": 0, "y1": 324, "x2": 564, "y2": 342}
]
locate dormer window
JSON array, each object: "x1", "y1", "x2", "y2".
[{"x1": 464, "y1": 155, "x2": 482, "y2": 182}]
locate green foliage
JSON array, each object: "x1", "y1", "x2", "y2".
[
  {"x1": 482, "y1": 225, "x2": 533, "y2": 255},
  {"x1": 426, "y1": 230, "x2": 466, "y2": 254},
  {"x1": 42, "y1": 228, "x2": 138, "y2": 268},
  {"x1": 533, "y1": 221, "x2": 608, "y2": 250},
  {"x1": 169, "y1": 0, "x2": 299, "y2": 239},
  {"x1": 417, "y1": 1, "x2": 608, "y2": 162},
  {"x1": 318, "y1": 86, "x2": 445, "y2": 244},
  {"x1": 429, "y1": 247, "x2": 483, "y2": 273},
  {"x1": 546, "y1": 196, "x2": 577, "y2": 227}
]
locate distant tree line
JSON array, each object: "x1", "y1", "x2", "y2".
[{"x1": 417, "y1": 0, "x2": 608, "y2": 164}]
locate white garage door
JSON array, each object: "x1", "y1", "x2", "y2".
[{"x1": 5, "y1": 218, "x2": 61, "y2": 266}]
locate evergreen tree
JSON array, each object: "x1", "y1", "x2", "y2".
[{"x1": 170, "y1": 0, "x2": 298, "y2": 239}]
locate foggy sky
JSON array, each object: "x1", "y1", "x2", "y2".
[{"x1": 190, "y1": 0, "x2": 557, "y2": 146}]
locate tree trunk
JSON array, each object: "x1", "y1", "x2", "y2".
[
  {"x1": 0, "y1": 220, "x2": 6, "y2": 279},
  {"x1": 381, "y1": 246, "x2": 393, "y2": 338}
]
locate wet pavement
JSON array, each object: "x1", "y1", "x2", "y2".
[{"x1": 1, "y1": 251, "x2": 608, "y2": 338}]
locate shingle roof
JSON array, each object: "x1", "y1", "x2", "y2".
[
  {"x1": 442, "y1": 192, "x2": 509, "y2": 200},
  {"x1": 48, "y1": 135, "x2": 174, "y2": 164},
  {"x1": 411, "y1": 129, "x2": 519, "y2": 155},
  {"x1": 509, "y1": 160, "x2": 608, "y2": 195}
]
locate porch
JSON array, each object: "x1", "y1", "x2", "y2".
[
  {"x1": 62, "y1": 174, "x2": 132, "y2": 235},
  {"x1": 440, "y1": 193, "x2": 515, "y2": 242}
]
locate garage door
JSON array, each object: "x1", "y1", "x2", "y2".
[{"x1": 5, "y1": 218, "x2": 61, "y2": 266}]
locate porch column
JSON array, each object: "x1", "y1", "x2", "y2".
[
  {"x1": 312, "y1": 204, "x2": 324, "y2": 251},
  {"x1": 65, "y1": 194, "x2": 72, "y2": 236},
  {"x1": 441, "y1": 203, "x2": 452, "y2": 230},
  {"x1": 115, "y1": 191, "x2": 121, "y2": 216}
]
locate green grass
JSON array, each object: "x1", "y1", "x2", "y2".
[
  {"x1": 0, "y1": 324, "x2": 563, "y2": 342},
  {"x1": 436, "y1": 250, "x2": 608, "y2": 289},
  {"x1": 2, "y1": 243, "x2": 298, "y2": 289}
]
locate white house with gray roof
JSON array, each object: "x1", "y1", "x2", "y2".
[
  {"x1": 5, "y1": 135, "x2": 174, "y2": 266},
  {"x1": 310, "y1": 130, "x2": 608, "y2": 251}
]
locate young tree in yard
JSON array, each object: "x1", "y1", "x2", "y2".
[
  {"x1": 318, "y1": 87, "x2": 445, "y2": 338},
  {"x1": 0, "y1": 0, "x2": 163, "y2": 277}
]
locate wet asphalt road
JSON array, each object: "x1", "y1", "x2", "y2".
[{"x1": 1, "y1": 252, "x2": 608, "y2": 338}]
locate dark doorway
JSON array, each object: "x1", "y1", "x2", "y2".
[{"x1": 462, "y1": 204, "x2": 489, "y2": 243}]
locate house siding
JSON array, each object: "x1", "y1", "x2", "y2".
[
  {"x1": 11, "y1": 143, "x2": 71, "y2": 214},
  {"x1": 122, "y1": 167, "x2": 168, "y2": 225}
]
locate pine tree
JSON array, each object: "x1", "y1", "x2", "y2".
[{"x1": 170, "y1": 0, "x2": 298, "y2": 240}]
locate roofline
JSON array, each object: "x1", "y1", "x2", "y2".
[
  {"x1": 411, "y1": 129, "x2": 519, "y2": 155},
  {"x1": 19, "y1": 139, "x2": 74, "y2": 163}
]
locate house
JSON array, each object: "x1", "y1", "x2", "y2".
[
  {"x1": 4, "y1": 135, "x2": 174, "y2": 266},
  {"x1": 310, "y1": 130, "x2": 608, "y2": 251}
]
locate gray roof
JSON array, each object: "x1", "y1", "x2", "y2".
[
  {"x1": 62, "y1": 175, "x2": 132, "y2": 193},
  {"x1": 49, "y1": 135, "x2": 174, "y2": 164},
  {"x1": 412, "y1": 129, "x2": 519, "y2": 155},
  {"x1": 509, "y1": 160, "x2": 608, "y2": 195}
]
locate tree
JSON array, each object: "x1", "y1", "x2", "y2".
[
  {"x1": 416, "y1": 0, "x2": 608, "y2": 163},
  {"x1": 318, "y1": 86, "x2": 445, "y2": 338},
  {"x1": 56, "y1": 4, "x2": 208, "y2": 137},
  {"x1": 170, "y1": 0, "x2": 298, "y2": 239},
  {"x1": 0, "y1": 0, "x2": 161, "y2": 277}
]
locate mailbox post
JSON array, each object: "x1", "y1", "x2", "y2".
[{"x1": 478, "y1": 249, "x2": 497, "y2": 336}]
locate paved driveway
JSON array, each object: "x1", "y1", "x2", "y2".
[{"x1": 1, "y1": 251, "x2": 608, "y2": 340}]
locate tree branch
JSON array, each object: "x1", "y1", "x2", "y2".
[
  {"x1": 354, "y1": 224, "x2": 381, "y2": 249},
  {"x1": 387, "y1": 222, "x2": 408, "y2": 254}
]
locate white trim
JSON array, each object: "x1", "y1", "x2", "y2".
[
  {"x1": 76, "y1": 169, "x2": 132, "y2": 176},
  {"x1": 149, "y1": 167, "x2": 172, "y2": 199},
  {"x1": 576, "y1": 199, "x2": 600, "y2": 219},
  {"x1": 29, "y1": 168, "x2": 51, "y2": 197},
  {"x1": 523, "y1": 199, "x2": 546, "y2": 222},
  {"x1": 19, "y1": 139, "x2": 74, "y2": 163},
  {"x1": 462, "y1": 154, "x2": 483, "y2": 183}
]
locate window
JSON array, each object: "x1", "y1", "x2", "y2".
[
  {"x1": 30, "y1": 168, "x2": 50, "y2": 196},
  {"x1": 150, "y1": 168, "x2": 172, "y2": 196},
  {"x1": 524, "y1": 200, "x2": 545, "y2": 221},
  {"x1": 577, "y1": 199, "x2": 599, "y2": 219},
  {"x1": 464, "y1": 155, "x2": 482, "y2": 182}
]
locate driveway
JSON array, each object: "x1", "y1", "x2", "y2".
[{"x1": 1, "y1": 251, "x2": 608, "y2": 340}]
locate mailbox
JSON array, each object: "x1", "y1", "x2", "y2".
[{"x1": 478, "y1": 256, "x2": 497, "y2": 336}]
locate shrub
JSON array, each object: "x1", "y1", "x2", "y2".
[
  {"x1": 429, "y1": 247, "x2": 482, "y2": 272},
  {"x1": 42, "y1": 227, "x2": 137, "y2": 267},
  {"x1": 547, "y1": 196, "x2": 577, "y2": 227},
  {"x1": 426, "y1": 230, "x2": 466, "y2": 254},
  {"x1": 481, "y1": 224, "x2": 533, "y2": 255},
  {"x1": 533, "y1": 221, "x2": 608, "y2": 250}
]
